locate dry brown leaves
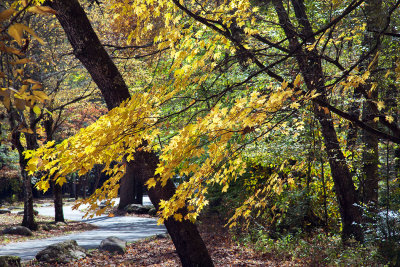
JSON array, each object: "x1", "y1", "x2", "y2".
[
  {"x1": 0, "y1": 213, "x2": 97, "y2": 246},
  {"x1": 26, "y1": 215, "x2": 300, "y2": 266}
]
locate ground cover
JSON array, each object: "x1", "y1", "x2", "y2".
[
  {"x1": 0, "y1": 213, "x2": 97, "y2": 246},
  {"x1": 24, "y1": 215, "x2": 299, "y2": 266}
]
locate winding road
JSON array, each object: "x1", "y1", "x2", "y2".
[{"x1": 0, "y1": 197, "x2": 166, "y2": 260}]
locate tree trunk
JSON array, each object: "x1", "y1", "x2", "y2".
[
  {"x1": 46, "y1": 0, "x2": 213, "y2": 265},
  {"x1": 359, "y1": 0, "x2": 384, "y2": 207},
  {"x1": 135, "y1": 150, "x2": 215, "y2": 267},
  {"x1": 8, "y1": 108, "x2": 38, "y2": 230},
  {"x1": 274, "y1": 0, "x2": 363, "y2": 241},
  {"x1": 43, "y1": 114, "x2": 65, "y2": 222},
  {"x1": 118, "y1": 161, "x2": 143, "y2": 209},
  {"x1": 53, "y1": 182, "x2": 64, "y2": 222}
]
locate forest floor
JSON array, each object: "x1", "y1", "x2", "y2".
[
  {"x1": 21, "y1": 214, "x2": 304, "y2": 266},
  {"x1": 0, "y1": 213, "x2": 97, "y2": 246}
]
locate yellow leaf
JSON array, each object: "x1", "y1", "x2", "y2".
[
  {"x1": 146, "y1": 178, "x2": 157, "y2": 188},
  {"x1": 8, "y1": 24, "x2": 24, "y2": 46},
  {"x1": 27, "y1": 6, "x2": 57, "y2": 15},
  {"x1": 56, "y1": 176, "x2": 67, "y2": 186},
  {"x1": 11, "y1": 58, "x2": 31, "y2": 65},
  {"x1": 3, "y1": 95, "x2": 10, "y2": 110},
  {"x1": 173, "y1": 213, "x2": 183, "y2": 221},
  {"x1": 33, "y1": 105, "x2": 41, "y2": 115},
  {"x1": 10, "y1": 24, "x2": 45, "y2": 45},
  {"x1": 376, "y1": 101, "x2": 385, "y2": 111},
  {"x1": 0, "y1": 8, "x2": 16, "y2": 22},
  {"x1": 293, "y1": 74, "x2": 301, "y2": 87},
  {"x1": 221, "y1": 184, "x2": 229, "y2": 192},
  {"x1": 155, "y1": 166, "x2": 164, "y2": 175},
  {"x1": 386, "y1": 115, "x2": 394, "y2": 124},
  {"x1": 20, "y1": 128, "x2": 34, "y2": 134},
  {"x1": 290, "y1": 102, "x2": 300, "y2": 109},
  {"x1": 32, "y1": 90, "x2": 49, "y2": 100}
]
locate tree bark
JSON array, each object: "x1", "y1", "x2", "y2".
[
  {"x1": 118, "y1": 161, "x2": 143, "y2": 209},
  {"x1": 359, "y1": 0, "x2": 384, "y2": 207},
  {"x1": 10, "y1": 110, "x2": 38, "y2": 230},
  {"x1": 46, "y1": 0, "x2": 213, "y2": 265},
  {"x1": 274, "y1": 0, "x2": 363, "y2": 241},
  {"x1": 43, "y1": 114, "x2": 65, "y2": 222},
  {"x1": 134, "y1": 150, "x2": 215, "y2": 266}
]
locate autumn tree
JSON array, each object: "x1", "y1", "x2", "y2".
[
  {"x1": 29, "y1": 0, "x2": 400, "y2": 247},
  {"x1": 39, "y1": 0, "x2": 214, "y2": 265}
]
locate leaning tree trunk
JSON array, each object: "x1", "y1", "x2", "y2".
[
  {"x1": 273, "y1": 0, "x2": 363, "y2": 241},
  {"x1": 45, "y1": 0, "x2": 214, "y2": 265}
]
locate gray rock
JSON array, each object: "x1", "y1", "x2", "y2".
[
  {"x1": 156, "y1": 233, "x2": 169, "y2": 239},
  {"x1": 124, "y1": 204, "x2": 151, "y2": 214},
  {"x1": 0, "y1": 255, "x2": 21, "y2": 267},
  {"x1": 2, "y1": 226, "x2": 33, "y2": 236},
  {"x1": 41, "y1": 224, "x2": 50, "y2": 231},
  {"x1": 99, "y1": 236, "x2": 126, "y2": 254},
  {"x1": 36, "y1": 240, "x2": 86, "y2": 264},
  {"x1": 17, "y1": 210, "x2": 39, "y2": 216},
  {"x1": 0, "y1": 209, "x2": 11, "y2": 214},
  {"x1": 148, "y1": 207, "x2": 157, "y2": 216}
]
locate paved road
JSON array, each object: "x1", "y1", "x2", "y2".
[{"x1": 0, "y1": 197, "x2": 166, "y2": 260}]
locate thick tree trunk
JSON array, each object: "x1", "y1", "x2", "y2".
[
  {"x1": 46, "y1": 0, "x2": 213, "y2": 265},
  {"x1": 274, "y1": 0, "x2": 363, "y2": 241},
  {"x1": 53, "y1": 182, "x2": 64, "y2": 222},
  {"x1": 134, "y1": 150, "x2": 215, "y2": 267},
  {"x1": 118, "y1": 162, "x2": 143, "y2": 209}
]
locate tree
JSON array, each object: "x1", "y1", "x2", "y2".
[
  {"x1": 40, "y1": 0, "x2": 214, "y2": 265},
  {"x1": 29, "y1": 0, "x2": 400, "y2": 245}
]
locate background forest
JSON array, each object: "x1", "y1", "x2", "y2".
[{"x1": 1, "y1": 0, "x2": 400, "y2": 265}]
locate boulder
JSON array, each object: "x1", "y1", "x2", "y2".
[
  {"x1": 148, "y1": 207, "x2": 157, "y2": 216},
  {"x1": 17, "y1": 210, "x2": 38, "y2": 216},
  {"x1": 36, "y1": 240, "x2": 86, "y2": 264},
  {"x1": 156, "y1": 233, "x2": 169, "y2": 239},
  {"x1": 0, "y1": 209, "x2": 11, "y2": 214},
  {"x1": 0, "y1": 255, "x2": 21, "y2": 267},
  {"x1": 2, "y1": 226, "x2": 33, "y2": 236},
  {"x1": 55, "y1": 221, "x2": 67, "y2": 227},
  {"x1": 124, "y1": 204, "x2": 151, "y2": 214},
  {"x1": 99, "y1": 236, "x2": 126, "y2": 254},
  {"x1": 99, "y1": 200, "x2": 107, "y2": 209}
]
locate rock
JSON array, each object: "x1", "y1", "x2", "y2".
[
  {"x1": 17, "y1": 210, "x2": 38, "y2": 215},
  {"x1": 41, "y1": 224, "x2": 50, "y2": 231},
  {"x1": 0, "y1": 209, "x2": 11, "y2": 214},
  {"x1": 2, "y1": 226, "x2": 33, "y2": 236},
  {"x1": 36, "y1": 240, "x2": 86, "y2": 264},
  {"x1": 0, "y1": 255, "x2": 21, "y2": 267},
  {"x1": 55, "y1": 221, "x2": 67, "y2": 227},
  {"x1": 156, "y1": 233, "x2": 169, "y2": 239},
  {"x1": 148, "y1": 207, "x2": 157, "y2": 216},
  {"x1": 99, "y1": 200, "x2": 107, "y2": 209},
  {"x1": 124, "y1": 204, "x2": 151, "y2": 214},
  {"x1": 99, "y1": 236, "x2": 126, "y2": 254}
]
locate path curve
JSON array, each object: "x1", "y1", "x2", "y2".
[{"x1": 0, "y1": 197, "x2": 166, "y2": 260}]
